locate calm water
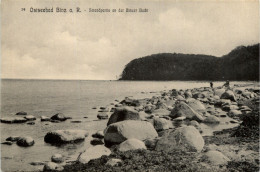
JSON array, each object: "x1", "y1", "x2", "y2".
[{"x1": 0, "y1": 79, "x2": 254, "y2": 171}]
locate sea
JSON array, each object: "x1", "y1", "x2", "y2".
[{"x1": 0, "y1": 79, "x2": 256, "y2": 172}]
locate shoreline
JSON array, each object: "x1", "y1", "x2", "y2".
[{"x1": 50, "y1": 83, "x2": 259, "y2": 172}]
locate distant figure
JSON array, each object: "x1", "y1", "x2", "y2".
[
  {"x1": 210, "y1": 82, "x2": 213, "y2": 88},
  {"x1": 223, "y1": 80, "x2": 230, "y2": 88}
]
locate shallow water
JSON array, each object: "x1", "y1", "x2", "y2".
[{"x1": 0, "y1": 79, "x2": 255, "y2": 171}]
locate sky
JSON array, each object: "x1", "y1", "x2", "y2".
[{"x1": 1, "y1": 0, "x2": 259, "y2": 80}]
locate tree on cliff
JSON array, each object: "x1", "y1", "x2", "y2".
[{"x1": 119, "y1": 44, "x2": 259, "y2": 81}]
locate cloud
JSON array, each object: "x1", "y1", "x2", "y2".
[{"x1": 2, "y1": 0, "x2": 259, "y2": 80}]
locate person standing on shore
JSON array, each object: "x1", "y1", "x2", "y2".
[{"x1": 210, "y1": 82, "x2": 213, "y2": 88}]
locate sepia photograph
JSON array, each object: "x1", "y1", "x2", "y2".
[{"x1": 1, "y1": 0, "x2": 259, "y2": 171}]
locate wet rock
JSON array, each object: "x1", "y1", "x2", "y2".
[
  {"x1": 92, "y1": 130, "x2": 104, "y2": 139},
  {"x1": 92, "y1": 107, "x2": 97, "y2": 109},
  {"x1": 170, "y1": 101, "x2": 204, "y2": 122},
  {"x1": 43, "y1": 162, "x2": 64, "y2": 171},
  {"x1": 1, "y1": 141, "x2": 13, "y2": 145},
  {"x1": 27, "y1": 122, "x2": 35, "y2": 125},
  {"x1": 90, "y1": 138, "x2": 104, "y2": 145},
  {"x1": 156, "y1": 126, "x2": 204, "y2": 152},
  {"x1": 0, "y1": 117, "x2": 27, "y2": 124},
  {"x1": 70, "y1": 120, "x2": 82, "y2": 123},
  {"x1": 17, "y1": 137, "x2": 34, "y2": 147},
  {"x1": 50, "y1": 113, "x2": 68, "y2": 121},
  {"x1": 202, "y1": 151, "x2": 230, "y2": 165},
  {"x1": 118, "y1": 138, "x2": 147, "y2": 152},
  {"x1": 220, "y1": 90, "x2": 236, "y2": 101},
  {"x1": 203, "y1": 115, "x2": 220, "y2": 124},
  {"x1": 78, "y1": 145, "x2": 111, "y2": 164},
  {"x1": 192, "y1": 92, "x2": 206, "y2": 99},
  {"x1": 153, "y1": 117, "x2": 169, "y2": 131},
  {"x1": 97, "y1": 112, "x2": 109, "y2": 120},
  {"x1": 24, "y1": 115, "x2": 36, "y2": 121},
  {"x1": 106, "y1": 158, "x2": 122, "y2": 167},
  {"x1": 44, "y1": 130, "x2": 88, "y2": 144},
  {"x1": 104, "y1": 120, "x2": 158, "y2": 145},
  {"x1": 171, "y1": 89, "x2": 178, "y2": 97},
  {"x1": 107, "y1": 107, "x2": 140, "y2": 126},
  {"x1": 16, "y1": 111, "x2": 27, "y2": 115},
  {"x1": 6, "y1": 136, "x2": 21, "y2": 142},
  {"x1": 41, "y1": 116, "x2": 50, "y2": 121},
  {"x1": 115, "y1": 104, "x2": 123, "y2": 107},
  {"x1": 51, "y1": 154, "x2": 64, "y2": 163},
  {"x1": 30, "y1": 161, "x2": 46, "y2": 166}
]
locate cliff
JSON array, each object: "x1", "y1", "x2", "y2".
[{"x1": 119, "y1": 44, "x2": 259, "y2": 81}]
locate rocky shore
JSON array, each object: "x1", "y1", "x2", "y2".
[{"x1": 2, "y1": 83, "x2": 259, "y2": 172}]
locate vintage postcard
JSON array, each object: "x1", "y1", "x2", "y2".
[{"x1": 1, "y1": 0, "x2": 259, "y2": 172}]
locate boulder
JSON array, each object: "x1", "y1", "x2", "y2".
[
  {"x1": 24, "y1": 115, "x2": 36, "y2": 121},
  {"x1": 78, "y1": 145, "x2": 111, "y2": 164},
  {"x1": 0, "y1": 117, "x2": 27, "y2": 124},
  {"x1": 43, "y1": 162, "x2": 63, "y2": 171},
  {"x1": 17, "y1": 137, "x2": 34, "y2": 147},
  {"x1": 50, "y1": 113, "x2": 68, "y2": 121},
  {"x1": 220, "y1": 90, "x2": 236, "y2": 101},
  {"x1": 120, "y1": 98, "x2": 140, "y2": 107},
  {"x1": 156, "y1": 126, "x2": 204, "y2": 152},
  {"x1": 139, "y1": 111, "x2": 150, "y2": 120},
  {"x1": 92, "y1": 130, "x2": 104, "y2": 139},
  {"x1": 176, "y1": 95, "x2": 185, "y2": 101},
  {"x1": 41, "y1": 116, "x2": 50, "y2": 121},
  {"x1": 214, "y1": 89, "x2": 226, "y2": 97},
  {"x1": 107, "y1": 107, "x2": 140, "y2": 126},
  {"x1": 97, "y1": 112, "x2": 109, "y2": 120},
  {"x1": 170, "y1": 102, "x2": 204, "y2": 122},
  {"x1": 186, "y1": 99, "x2": 206, "y2": 113},
  {"x1": 44, "y1": 130, "x2": 88, "y2": 144},
  {"x1": 118, "y1": 138, "x2": 147, "y2": 152},
  {"x1": 203, "y1": 116, "x2": 220, "y2": 124},
  {"x1": 51, "y1": 154, "x2": 64, "y2": 163},
  {"x1": 104, "y1": 120, "x2": 158, "y2": 145},
  {"x1": 90, "y1": 138, "x2": 104, "y2": 145},
  {"x1": 152, "y1": 109, "x2": 171, "y2": 117},
  {"x1": 202, "y1": 151, "x2": 230, "y2": 165},
  {"x1": 184, "y1": 91, "x2": 192, "y2": 99},
  {"x1": 16, "y1": 111, "x2": 27, "y2": 115},
  {"x1": 153, "y1": 117, "x2": 169, "y2": 131},
  {"x1": 228, "y1": 110, "x2": 242, "y2": 117}
]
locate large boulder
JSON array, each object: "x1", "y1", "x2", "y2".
[
  {"x1": 104, "y1": 120, "x2": 158, "y2": 146},
  {"x1": 153, "y1": 117, "x2": 169, "y2": 131},
  {"x1": 170, "y1": 102, "x2": 204, "y2": 122},
  {"x1": 107, "y1": 107, "x2": 140, "y2": 126},
  {"x1": 43, "y1": 162, "x2": 64, "y2": 171},
  {"x1": 17, "y1": 137, "x2": 34, "y2": 147},
  {"x1": 202, "y1": 151, "x2": 230, "y2": 165},
  {"x1": 118, "y1": 138, "x2": 147, "y2": 152},
  {"x1": 220, "y1": 90, "x2": 236, "y2": 101},
  {"x1": 203, "y1": 116, "x2": 220, "y2": 124},
  {"x1": 1, "y1": 117, "x2": 27, "y2": 124},
  {"x1": 44, "y1": 130, "x2": 88, "y2": 144},
  {"x1": 156, "y1": 126, "x2": 204, "y2": 152},
  {"x1": 214, "y1": 89, "x2": 226, "y2": 97},
  {"x1": 120, "y1": 98, "x2": 141, "y2": 107},
  {"x1": 186, "y1": 98, "x2": 206, "y2": 113},
  {"x1": 92, "y1": 130, "x2": 104, "y2": 139},
  {"x1": 50, "y1": 113, "x2": 68, "y2": 121},
  {"x1": 78, "y1": 145, "x2": 111, "y2": 164}
]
